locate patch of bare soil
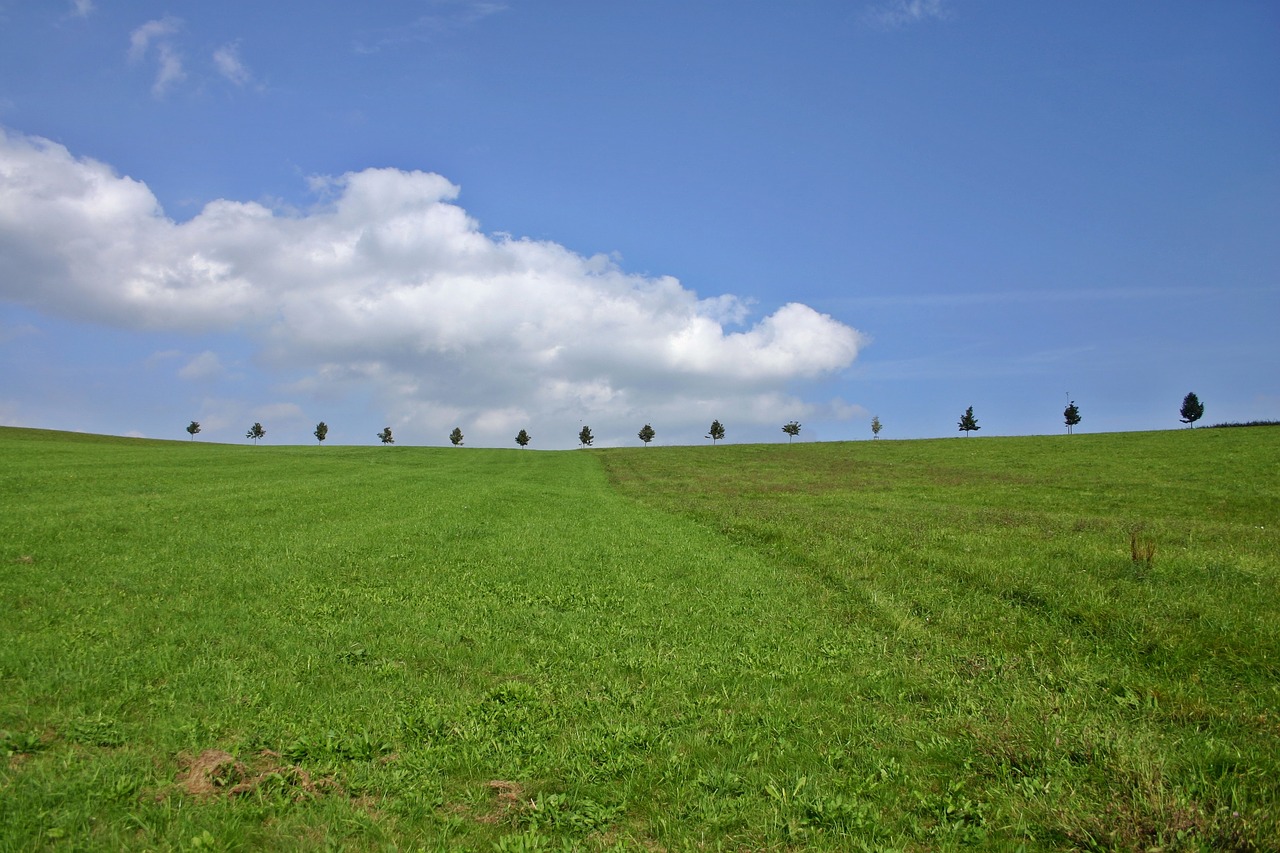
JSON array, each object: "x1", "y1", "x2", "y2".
[
  {"x1": 174, "y1": 749, "x2": 341, "y2": 801},
  {"x1": 477, "y1": 780, "x2": 525, "y2": 824}
]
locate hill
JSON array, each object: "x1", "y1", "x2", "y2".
[{"x1": 1, "y1": 425, "x2": 1276, "y2": 849}]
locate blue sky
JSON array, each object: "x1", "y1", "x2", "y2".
[{"x1": 1, "y1": 1, "x2": 1277, "y2": 448}]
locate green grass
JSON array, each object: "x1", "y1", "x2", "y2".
[{"x1": 1, "y1": 426, "x2": 1277, "y2": 850}]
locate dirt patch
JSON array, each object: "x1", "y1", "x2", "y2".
[
  {"x1": 13, "y1": 555, "x2": 35, "y2": 564},
  {"x1": 477, "y1": 779, "x2": 525, "y2": 824},
  {"x1": 174, "y1": 749, "x2": 340, "y2": 801},
  {"x1": 175, "y1": 749, "x2": 243, "y2": 798}
]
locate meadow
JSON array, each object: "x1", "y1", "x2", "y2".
[{"x1": 1, "y1": 425, "x2": 1276, "y2": 851}]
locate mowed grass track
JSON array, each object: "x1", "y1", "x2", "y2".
[{"x1": 1, "y1": 426, "x2": 1277, "y2": 850}]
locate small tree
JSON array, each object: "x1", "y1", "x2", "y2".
[
  {"x1": 706, "y1": 419, "x2": 725, "y2": 444},
  {"x1": 186, "y1": 420, "x2": 201, "y2": 440},
  {"x1": 958, "y1": 406, "x2": 980, "y2": 436},
  {"x1": 246, "y1": 422, "x2": 265, "y2": 445},
  {"x1": 638, "y1": 423, "x2": 655, "y2": 447},
  {"x1": 1063, "y1": 401, "x2": 1081, "y2": 435},
  {"x1": 314, "y1": 421, "x2": 329, "y2": 445},
  {"x1": 1179, "y1": 392, "x2": 1204, "y2": 428},
  {"x1": 450, "y1": 427, "x2": 464, "y2": 446},
  {"x1": 378, "y1": 427, "x2": 394, "y2": 445},
  {"x1": 578, "y1": 425, "x2": 594, "y2": 447},
  {"x1": 871, "y1": 415, "x2": 882, "y2": 439},
  {"x1": 782, "y1": 421, "x2": 801, "y2": 443},
  {"x1": 515, "y1": 429, "x2": 531, "y2": 448}
]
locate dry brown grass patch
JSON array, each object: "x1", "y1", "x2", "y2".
[
  {"x1": 476, "y1": 779, "x2": 526, "y2": 824},
  {"x1": 174, "y1": 749, "x2": 340, "y2": 801}
]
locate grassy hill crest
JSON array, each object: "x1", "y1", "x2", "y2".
[{"x1": 2, "y1": 424, "x2": 1277, "y2": 849}]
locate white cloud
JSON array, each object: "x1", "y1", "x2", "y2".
[
  {"x1": 128, "y1": 18, "x2": 179, "y2": 61},
  {"x1": 128, "y1": 17, "x2": 185, "y2": 97},
  {"x1": 69, "y1": 0, "x2": 95, "y2": 19},
  {"x1": 865, "y1": 0, "x2": 951, "y2": 29},
  {"x1": 358, "y1": 1, "x2": 509, "y2": 52},
  {"x1": 0, "y1": 130, "x2": 867, "y2": 447},
  {"x1": 178, "y1": 350, "x2": 225, "y2": 381},
  {"x1": 213, "y1": 42, "x2": 253, "y2": 87},
  {"x1": 254, "y1": 402, "x2": 304, "y2": 424}
]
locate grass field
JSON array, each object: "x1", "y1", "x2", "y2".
[{"x1": 1, "y1": 425, "x2": 1277, "y2": 851}]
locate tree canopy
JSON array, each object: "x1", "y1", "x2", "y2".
[
  {"x1": 578, "y1": 425, "x2": 594, "y2": 447},
  {"x1": 378, "y1": 427, "x2": 394, "y2": 445},
  {"x1": 958, "y1": 406, "x2": 980, "y2": 435},
  {"x1": 638, "y1": 423, "x2": 655, "y2": 446},
  {"x1": 450, "y1": 427, "x2": 464, "y2": 446},
  {"x1": 706, "y1": 420, "x2": 725, "y2": 444},
  {"x1": 871, "y1": 416, "x2": 882, "y2": 439},
  {"x1": 246, "y1": 422, "x2": 265, "y2": 445},
  {"x1": 515, "y1": 429, "x2": 531, "y2": 448},
  {"x1": 314, "y1": 421, "x2": 328, "y2": 444},
  {"x1": 1180, "y1": 392, "x2": 1205, "y2": 428},
  {"x1": 1063, "y1": 401, "x2": 1081, "y2": 435},
  {"x1": 186, "y1": 420, "x2": 201, "y2": 440},
  {"x1": 782, "y1": 421, "x2": 801, "y2": 443}
]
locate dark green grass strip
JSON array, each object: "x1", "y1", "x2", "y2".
[{"x1": 598, "y1": 429, "x2": 1280, "y2": 849}]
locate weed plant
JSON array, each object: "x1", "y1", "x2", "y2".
[{"x1": 1, "y1": 426, "x2": 1277, "y2": 850}]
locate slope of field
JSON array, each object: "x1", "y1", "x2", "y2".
[{"x1": 1, "y1": 426, "x2": 1277, "y2": 850}]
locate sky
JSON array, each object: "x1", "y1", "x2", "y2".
[{"x1": 1, "y1": 1, "x2": 1277, "y2": 448}]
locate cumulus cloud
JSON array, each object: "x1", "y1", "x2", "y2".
[
  {"x1": 0, "y1": 130, "x2": 867, "y2": 446},
  {"x1": 128, "y1": 17, "x2": 185, "y2": 97}
]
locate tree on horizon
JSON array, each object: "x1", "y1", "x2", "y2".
[
  {"x1": 515, "y1": 429, "x2": 531, "y2": 448},
  {"x1": 958, "y1": 406, "x2": 980, "y2": 436},
  {"x1": 378, "y1": 427, "x2": 394, "y2": 445},
  {"x1": 1180, "y1": 392, "x2": 1205, "y2": 428},
  {"x1": 1063, "y1": 401, "x2": 1081, "y2": 435},
  {"x1": 638, "y1": 423, "x2": 655, "y2": 447},
  {"x1": 450, "y1": 427, "x2": 464, "y2": 446},
  {"x1": 186, "y1": 420, "x2": 201, "y2": 440},
  {"x1": 782, "y1": 421, "x2": 801, "y2": 443},
  {"x1": 246, "y1": 422, "x2": 265, "y2": 445},
  {"x1": 314, "y1": 421, "x2": 328, "y2": 445},
  {"x1": 871, "y1": 415, "x2": 882, "y2": 439},
  {"x1": 578, "y1": 425, "x2": 594, "y2": 447},
  {"x1": 706, "y1": 420, "x2": 725, "y2": 444}
]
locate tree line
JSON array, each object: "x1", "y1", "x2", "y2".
[{"x1": 182, "y1": 392, "x2": 1208, "y2": 446}]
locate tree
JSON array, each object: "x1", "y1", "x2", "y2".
[
  {"x1": 450, "y1": 427, "x2": 464, "y2": 446},
  {"x1": 246, "y1": 422, "x2": 265, "y2": 445},
  {"x1": 1180, "y1": 392, "x2": 1204, "y2": 428},
  {"x1": 578, "y1": 425, "x2": 594, "y2": 447},
  {"x1": 314, "y1": 421, "x2": 329, "y2": 445},
  {"x1": 638, "y1": 423, "x2": 655, "y2": 447},
  {"x1": 378, "y1": 427, "x2": 394, "y2": 445},
  {"x1": 515, "y1": 429, "x2": 531, "y2": 448},
  {"x1": 186, "y1": 420, "x2": 201, "y2": 440},
  {"x1": 1063, "y1": 401, "x2": 1081, "y2": 435},
  {"x1": 871, "y1": 416, "x2": 882, "y2": 439},
  {"x1": 958, "y1": 406, "x2": 980, "y2": 436},
  {"x1": 782, "y1": 421, "x2": 801, "y2": 443},
  {"x1": 706, "y1": 419, "x2": 725, "y2": 444}
]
